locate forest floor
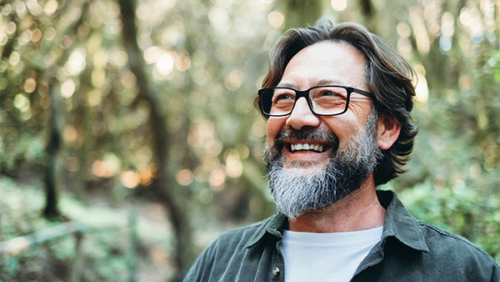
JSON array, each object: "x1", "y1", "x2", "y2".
[
  {"x1": 0, "y1": 161, "x2": 249, "y2": 282},
  {"x1": 0, "y1": 157, "x2": 257, "y2": 281},
  {"x1": 0, "y1": 174, "x2": 177, "y2": 281}
]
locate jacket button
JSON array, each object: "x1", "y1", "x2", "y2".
[{"x1": 273, "y1": 267, "x2": 280, "y2": 276}]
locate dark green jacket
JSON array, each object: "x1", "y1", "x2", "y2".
[{"x1": 184, "y1": 191, "x2": 500, "y2": 281}]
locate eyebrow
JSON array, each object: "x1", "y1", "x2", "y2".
[
  {"x1": 316, "y1": 78, "x2": 347, "y2": 86},
  {"x1": 276, "y1": 81, "x2": 296, "y2": 88},
  {"x1": 276, "y1": 78, "x2": 348, "y2": 88}
]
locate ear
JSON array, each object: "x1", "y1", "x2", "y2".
[{"x1": 377, "y1": 114, "x2": 401, "y2": 150}]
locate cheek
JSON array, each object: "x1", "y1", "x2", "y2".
[
  {"x1": 266, "y1": 117, "x2": 287, "y2": 144},
  {"x1": 323, "y1": 116, "x2": 361, "y2": 147}
]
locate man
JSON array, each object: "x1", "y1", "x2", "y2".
[{"x1": 184, "y1": 22, "x2": 500, "y2": 281}]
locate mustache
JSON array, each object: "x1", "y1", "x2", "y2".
[{"x1": 274, "y1": 127, "x2": 340, "y2": 151}]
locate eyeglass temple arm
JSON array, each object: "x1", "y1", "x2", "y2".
[{"x1": 350, "y1": 88, "x2": 375, "y2": 98}]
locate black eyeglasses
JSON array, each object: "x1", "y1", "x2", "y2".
[{"x1": 258, "y1": 85, "x2": 374, "y2": 117}]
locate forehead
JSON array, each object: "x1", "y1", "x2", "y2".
[{"x1": 278, "y1": 42, "x2": 368, "y2": 89}]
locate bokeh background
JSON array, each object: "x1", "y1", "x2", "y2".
[{"x1": 0, "y1": 0, "x2": 499, "y2": 281}]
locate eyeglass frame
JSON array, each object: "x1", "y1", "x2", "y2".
[{"x1": 257, "y1": 85, "x2": 375, "y2": 117}]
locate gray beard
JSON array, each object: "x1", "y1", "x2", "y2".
[{"x1": 263, "y1": 113, "x2": 382, "y2": 220}]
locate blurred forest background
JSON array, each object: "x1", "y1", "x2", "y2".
[{"x1": 0, "y1": 0, "x2": 499, "y2": 280}]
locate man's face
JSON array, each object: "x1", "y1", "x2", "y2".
[
  {"x1": 264, "y1": 42, "x2": 381, "y2": 219},
  {"x1": 266, "y1": 42, "x2": 374, "y2": 173}
]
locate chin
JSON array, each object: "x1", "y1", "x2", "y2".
[
  {"x1": 286, "y1": 163, "x2": 320, "y2": 170},
  {"x1": 281, "y1": 166, "x2": 319, "y2": 179},
  {"x1": 281, "y1": 160, "x2": 328, "y2": 173}
]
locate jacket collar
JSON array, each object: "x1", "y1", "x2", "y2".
[
  {"x1": 245, "y1": 190, "x2": 429, "y2": 253},
  {"x1": 245, "y1": 214, "x2": 286, "y2": 248},
  {"x1": 378, "y1": 190, "x2": 429, "y2": 252}
]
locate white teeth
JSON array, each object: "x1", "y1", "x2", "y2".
[{"x1": 291, "y1": 144, "x2": 325, "y2": 152}]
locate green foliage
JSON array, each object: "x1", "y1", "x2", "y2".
[
  {"x1": 397, "y1": 181, "x2": 500, "y2": 262},
  {"x1": 487, "y1": 51, "x2": 500, "y2": 83},
  {"x1": 80, "y1": 231, "x2": 130, "y2": 282}
]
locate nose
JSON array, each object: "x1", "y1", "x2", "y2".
[{"x1": 285, "y1": 97, "x2": 321, "y2": 130}]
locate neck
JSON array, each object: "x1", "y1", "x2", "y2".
[{"x1": 287, "y1": 174, "x2": 386, "y2": 233}]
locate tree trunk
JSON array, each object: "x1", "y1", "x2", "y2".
[
  {"x1": 117, "y1": 0, "x2": 194, "y2": 278},
  {"x1": 282, "y1": 0, "x2": 322, "y2": 30},
  {"x1": 43, "y1": 79, "x2": 63, "y2": 219},
  {"x1": 359, "y1": 0, "x2": 377, "y2": 33},
  {"x1": 41, "y1": 1, "x2": 90, "y2": 220}
]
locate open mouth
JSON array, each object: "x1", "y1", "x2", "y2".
[
  {"x1": 287, "y1": 142, "x2": 331, "y2": 153},
  {"x1": 273, "y1": 128, "x2": 339, "y2": 159}
]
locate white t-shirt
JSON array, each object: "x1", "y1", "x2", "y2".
[{"x1": 279, "y1": 226, "x2": 383, "y2": 282}]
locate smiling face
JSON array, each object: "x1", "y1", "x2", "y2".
[
  {"x1": 265, "y1": 42, "x2": 374, "y2": 173},
  {"x1": 263, "y1": 41, "x2": 384, "y2": 219}
]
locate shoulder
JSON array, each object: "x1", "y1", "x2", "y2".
[
  {"x1": 206, "y1": 216, "x2": 276, "y2": 252},
  {"x1": 201, "y1": 216, "x2": 273, "y2": 255},
  {"x1": 219, "y1": 217, "x2": 272, "y2": 241},
  {"x1": 418, "y1": 221, "x2": 489, "y2": 255},
  {"x1": 382, "y1": 190, "x2": 498, "y2": 266},
  {"x1": 377, "y1": 190, "x2": 499, "y2": 281},
  {"x1": 183, "y1": 216, "x2": 278, "y2": 282},
  {"x1": 418, "y1": 221, "x2": 500, "y2": 280}
]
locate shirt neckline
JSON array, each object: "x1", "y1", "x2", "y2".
[{"x1": 245, "y1": 190, "x2": 429, "y2": 253}]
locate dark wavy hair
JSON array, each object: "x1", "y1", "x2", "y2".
[{"x1": 255, "y1": 22, "x2": 418, "y2": 186}]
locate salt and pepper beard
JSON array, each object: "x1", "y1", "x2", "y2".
[{"x1": 263, "y1": 112, "x2": 382, "y2": 220}]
